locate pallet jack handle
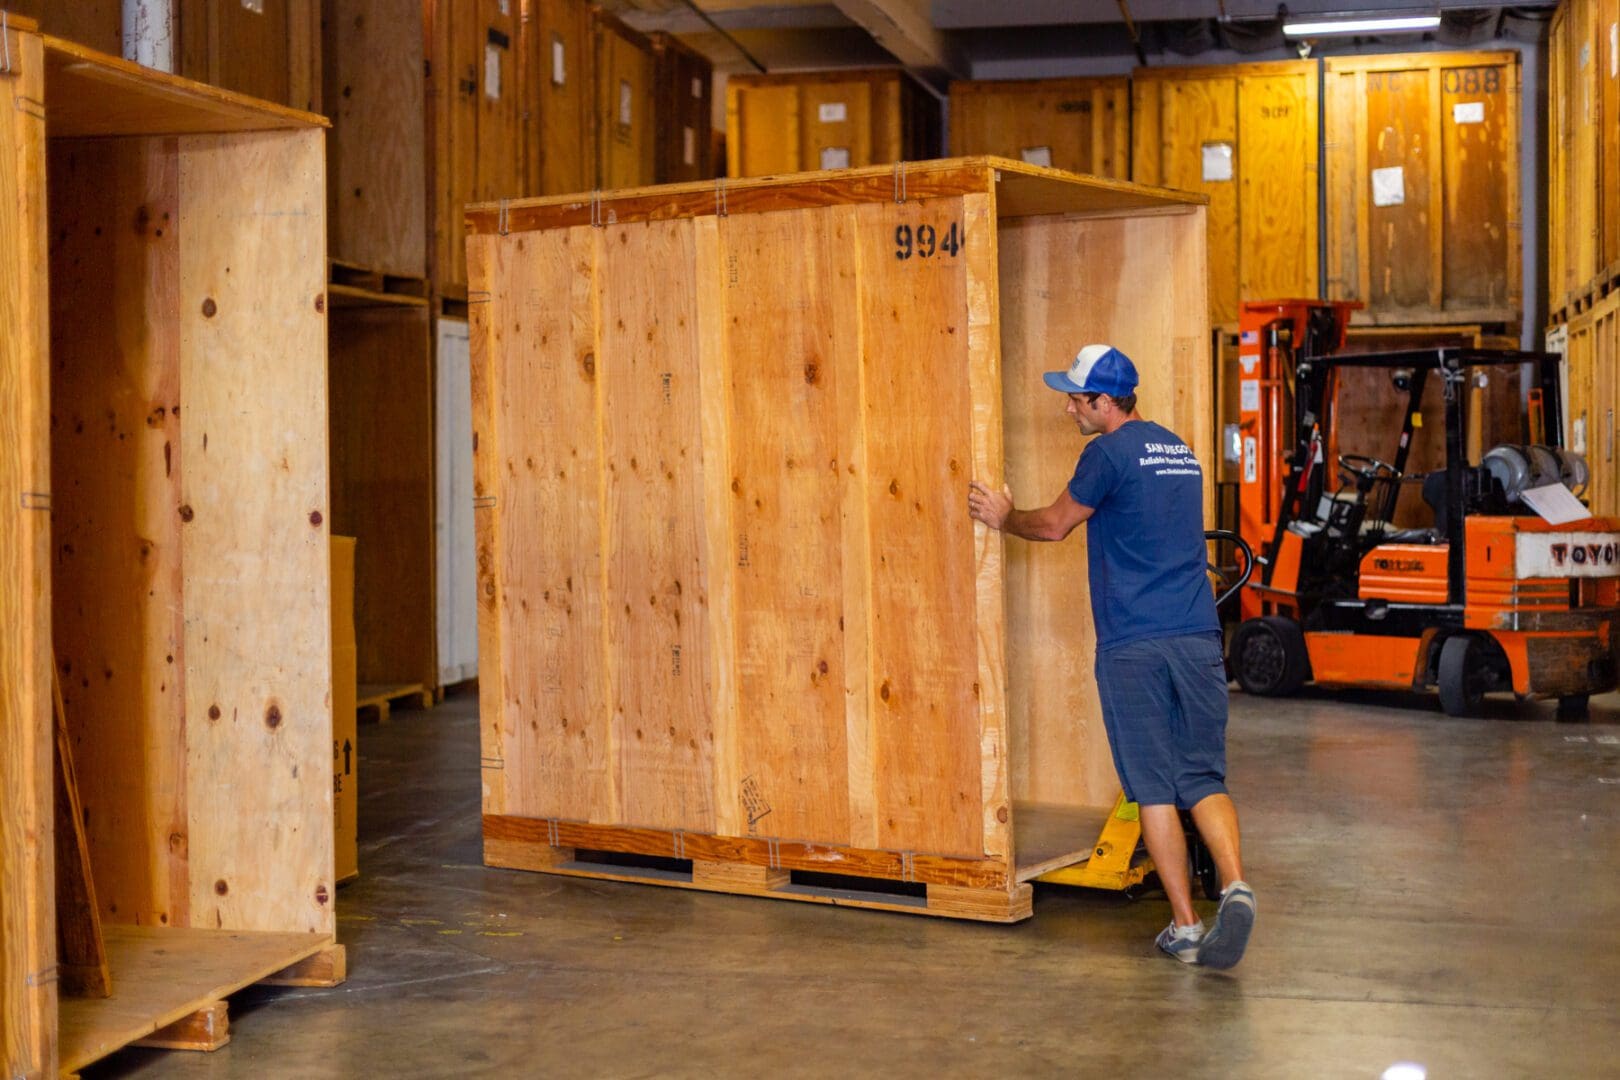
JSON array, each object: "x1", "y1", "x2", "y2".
[{"x1": 1204, "y1": 529, "x2": 1255, "y2": 609}]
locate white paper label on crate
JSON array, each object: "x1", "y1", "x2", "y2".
[
  {"x1": 1372, "y1": 166, "x2": 1405, "y2": 207},
  {"x1": 684, "y1": 126, "x2": 696, "y2": 166},
  {"x1": 620, "y1": 80, "x2": 633, "y2": 126},
  {"x1": 1612, "y1": 23, "x2": 1618, "y2": 77},
  {"x1": 1240, "y1": 379, "x2": 1260, "y2": 413},
  {"x1": 1452, "y1": 101, "x2": 1484, "y2": 124},
  {"x1": 1224, "y1": 423, "x2": 1242, "y2": 464},
  {"x1": 1581, "y1": 42, "x2": 1591, "y2": 69},
  {"x1": 498, "y1": 0, "x2": 510, "y2": 12},
  {"x1": 485, "y1": 45, "x2": 502, "y2": 101},
  {"x1": 819, "y1": 102, "x2": 847, "y2": 123},
  {"x1": 693, "y1": 76, "x2": 704, "y2": 99},
  {"x1": 1243, "y1": 436, "x2": 1258, "y2": 484},
  {"x1": 1201, "y1": 142, "x2": 1233, "y2": 182},
  {"x1": 552, "y1": 38, "x2": 566, "y2": 86},
  {"x1": 820, "y1": 146, "x2": 851, "y2": 170},
  {"x1": 1020, "y1": 145, "x2": 1053, "y2": 168},
  {"x1": 1574, "y1": 415, "x2": 1588, "y2": 455},
  {"x1": 241, "y1": 0, "x2": 264, "y2": 12},
  {"x1": 1516, "y1": 530, "x2": 1620, "y2": 577}
]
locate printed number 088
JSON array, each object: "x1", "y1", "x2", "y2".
[{"x1": 895, "y1": 223, "x2": 962, "y2": 261}]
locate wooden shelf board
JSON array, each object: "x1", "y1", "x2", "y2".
[
  {"x1": 1013, "y1": 802, "x2": 1111, "y2": 882},
  {"x1": 58, "y1": 925, "x2": 330, "y2": 1074},
  {"x1": 356, "y1": 682, "x2": 426, "y2": 709},
  {"x1": 328, "y1": 283, "x2": 429, "y2": 309}
]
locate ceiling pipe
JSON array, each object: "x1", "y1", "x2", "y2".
[
  {"x1": 677, "y1": 0, "x2": 768, "y2": 73},
  {"x1": 1116, "y1": 0, "x2": 1148, "y2": 65}
]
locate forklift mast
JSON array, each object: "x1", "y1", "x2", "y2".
[{"x1": 1235, "y1": 300, "x2": 1360, "y2": 622}]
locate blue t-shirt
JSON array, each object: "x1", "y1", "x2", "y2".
[{"x1": 1067, "y1": 419, "x2": 1218, "y2": 651}]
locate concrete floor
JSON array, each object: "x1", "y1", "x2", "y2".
[{"x1": 90, "y1": 687, "x2": 1620, "y2": 1079}]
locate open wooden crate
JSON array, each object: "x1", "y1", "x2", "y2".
[
  {"x1": 1, "y1": 19, "x2": 341, "y2": 1077},
  {"x1": 467, "y1": 157, "x2": 1210, "y2": 922}
]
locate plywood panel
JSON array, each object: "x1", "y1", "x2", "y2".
[
  {"x1": 0, "y1": 22, "x2": 55, "y2": 1080},
  {"x1": 598, "y1": 221, "x2": 714, "y2": 831},
  {"x1": 725, "y1": 70, "x2": 938, "y2": 179},
  {"x1": 477, "y1": 227, "x2": 614, "y2": 823},
  {"x1": 949, "y1": 78, "x2": 1130, "y2": 178},
  {"x1": 652, "y1": 32, "x2": 713, "y2": 183},
  {"x1": 1325, "y1": 52, "x2": 1520, "y2": 326},
  {"x1": 8, "y1": 0, "x2": 121, "y2": 54},
  {"x1": 1603, "y1": 0, "x2": 1620, "y2": 278},
  {"x1": 594, "y1": 15, "x2": 657, "y2": 190},
  {"x1": 721, "y1": 208, "x2": 861, "y2": 844},
  {"x1": 323, "y1": 0, "x2": 427, "y2": 277},
  {"x1": 857, "y1": 197, "x2": 982, "y2": 857},
  {"x1": 178, "y1": 0, "x2": 320, "y2": 113},
  {"x1": 1133, "y1": 62, "x2": 1317, "y2": 328},
  {"x1": 177, "y1": 128, "x2": 332, "y2": 934},
  {"x1": 47, "y1": 137, "x2": 189, "y2": 931},
  {"x1": 526, "y1": 0, "x2": 594, "y2": 196},
  {"x1": 1549, "y1": 4, "x2": 1570, "y2": 310},
  {"x1": 328, "y1": 307, "x2": 437, "y2": 691}
]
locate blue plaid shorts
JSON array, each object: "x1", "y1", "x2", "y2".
[{"x1": 1095, "y1": 631, "x2": 1230, "y2": 809}]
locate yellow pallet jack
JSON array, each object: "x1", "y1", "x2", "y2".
[{"x1": 1036, "y1": 530, "x2": 1252, "y2": 900}]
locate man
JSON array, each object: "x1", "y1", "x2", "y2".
[{"x1": 966, "y1": 343, "x2": 1255, "y2": 970}]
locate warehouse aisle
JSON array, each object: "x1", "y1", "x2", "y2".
[{"x1": 92, "y1": 688, "x2": 1620, "y2": 1078}]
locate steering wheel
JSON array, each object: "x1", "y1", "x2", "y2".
[{"x1": 1338, "y1": 453, "x2": 1400, "y2": 484}]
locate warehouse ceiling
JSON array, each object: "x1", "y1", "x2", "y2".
[{"x1": 605, "y1": 1, "x2": 1559, "y2": 86}]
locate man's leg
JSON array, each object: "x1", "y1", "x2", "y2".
[
  {"x1": 1140, "y1": 803, "x2": 1199, "y2": 928},
  {"x1": 1189, "y1": 792, "x2": 1244, "y2": 892}
]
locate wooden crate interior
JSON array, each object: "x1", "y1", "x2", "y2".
[
  {"x1": 0, "y1": 29, "x2": 337, "y2": 1077},
  {"x1": 329, "y1": 304, "x2": 438, "y2": 694}
]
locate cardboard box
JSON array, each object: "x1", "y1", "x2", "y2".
[{"x1": 332, "y1": 537, "x2": 358, "y2": 883}]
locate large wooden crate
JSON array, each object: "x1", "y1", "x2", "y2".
[
  {"x1": 949, "y1": 77, "x2": 1130, "y2": 179},
  {"x1": 1324, "y1": 51, "x2": 1522, "y2": 328},
  {"x1": 3, "y1": 0, "x2": 120, "y2": 53},
  {"x1": 1566, "y1": 292, "x2": 1620, "y2": 517},
  {"x1": 724, "y1": 68, "x2": 942, "y2": 178},
  {"x1": 426, "y1": 0, "x2": 525, "y2": 296},
  {"x1": 1131, "y1": 60, "x2": 1319, "y2": 328},
  {"x1": 322, "y1": 0, "x2": 427, "y2": 278},
  {"x1": 522, "y1": 0, "x2": 595, "y2": 197},
  {"x1": 651, "y1": 31, "x2": 713, "y2": 184},
  {"x1": 466, "y1": 158, "x2": 1210, "y2": 922},
  {"x1": 1, "y1": 23, "x2": 342, "y2": 1077},
  {"x1": 178, "y1": 0, "x2": 321, "y2": 112},
  {"x1": 1548, "y1": 0, "x2": 1620, "y2": 318},
  {"x1": 594, "y1": 10, "x2": 656, "y2": 190}
]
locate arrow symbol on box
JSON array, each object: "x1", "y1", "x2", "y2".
[{"x1": 343, "y1": 740, "x2": 353, "y2": 776}]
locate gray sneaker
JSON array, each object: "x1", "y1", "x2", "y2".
[
  {"x1": 1155, "y1": 920, "x2": 1205, "y2": 964},
  {"x1": 1199, "y1": 881, "x2": 1256, "y2": 969}
]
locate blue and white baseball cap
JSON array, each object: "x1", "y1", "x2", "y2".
[{"x1": 1043, "y1": 344, "x2": 1139, "y2": 397}]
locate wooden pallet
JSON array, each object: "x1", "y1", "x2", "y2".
[
  {"x1": 356, "y1": 681, "x2": 432, "y2": 723},
  {"x1": 328, "y1": 258, "x2": 430, "y2": 309},
  {"x1": 58, "y1": 928, "x2": 343, "y2": 1075},
  {"x1": 484, "y1": 803, "x2": 1112, "y2": 924}
]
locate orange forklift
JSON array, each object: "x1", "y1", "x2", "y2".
[{"x1": 1227, "y1": 299, "x2": 1620, "y2": 718}]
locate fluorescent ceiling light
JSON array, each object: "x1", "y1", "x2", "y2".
[{"x1": 1282, "y1": 15, "x2": 1441, "y2": 35}]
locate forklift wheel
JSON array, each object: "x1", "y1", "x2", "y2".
[
  {"x1": 1229, "y1": 617, "x2": 1310, "y2": 696},
  {"x1": 1557, "y1": 694, "x2": 1591, "y2": 722},
  {"x1": 1437, "y1": 636, "x2": 1490, "y2": 718}
]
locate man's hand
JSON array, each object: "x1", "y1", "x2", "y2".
[{"x1": 967, "y1": 480, "x2": 1014, "y2": 531}]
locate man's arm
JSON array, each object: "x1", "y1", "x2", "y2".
[{"x1": 967, "y1": 481, "x2": 1093, "y2": 541}]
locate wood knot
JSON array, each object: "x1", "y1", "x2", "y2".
[
  {"x1": 265, "y1": 704, "x2": 282, "y2": 729},
  {"x1": 201, "y1": 298, "x2": 217, "y2": 318},
  {"x1": 315, "y1": 293, "x2": 326, "y2": 313},
  {"x1": 879, "y1": 681, "x2": 891, "y2": 702},
  {"x1": 315, "y1": 884, "x2": 330, "y2": 905},
  {"x1": 997, "y1": 805, "x2": 1009, "y2": 823},
  {"x1": 214, "y1": 879, "x2": 229, "y2": 896},
  {"x1": 208, "y1": 704, "x2": 221, "y2": 720},
  {"x1": 309, "y1": 510, "x2": 323, "y2": 526},
  {"x1": 178, "y1": 504, "x2": 195, "y2": 522}
]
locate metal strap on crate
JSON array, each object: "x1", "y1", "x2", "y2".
[
  {"x1": 893, "y1": 160, "x2": 907, "y2": 204},
  {"x1": 545, "y1": 818, "x2": 560, "y2": 847},
  {"x1": 714, "y1": 177, "x2": 728, "y2": 218},
  {"x1": 497, "y1": 198, "x2": 510, "y2": 236},
  {"x1": 765, "y1": 837, "x2": 781, "y2": 869},
  {"x1": 589, "y1": 189, "x2": 604, "y2": 228},
  {"x1": 900, "y1": 851, "x2": 916, "y2": 883},
  {"x1": 672, "y1": 831, "x2": 686, "y2": 859},
  {"x1": 1, "y1": 11, "x2": 13, "y2": 77}
]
